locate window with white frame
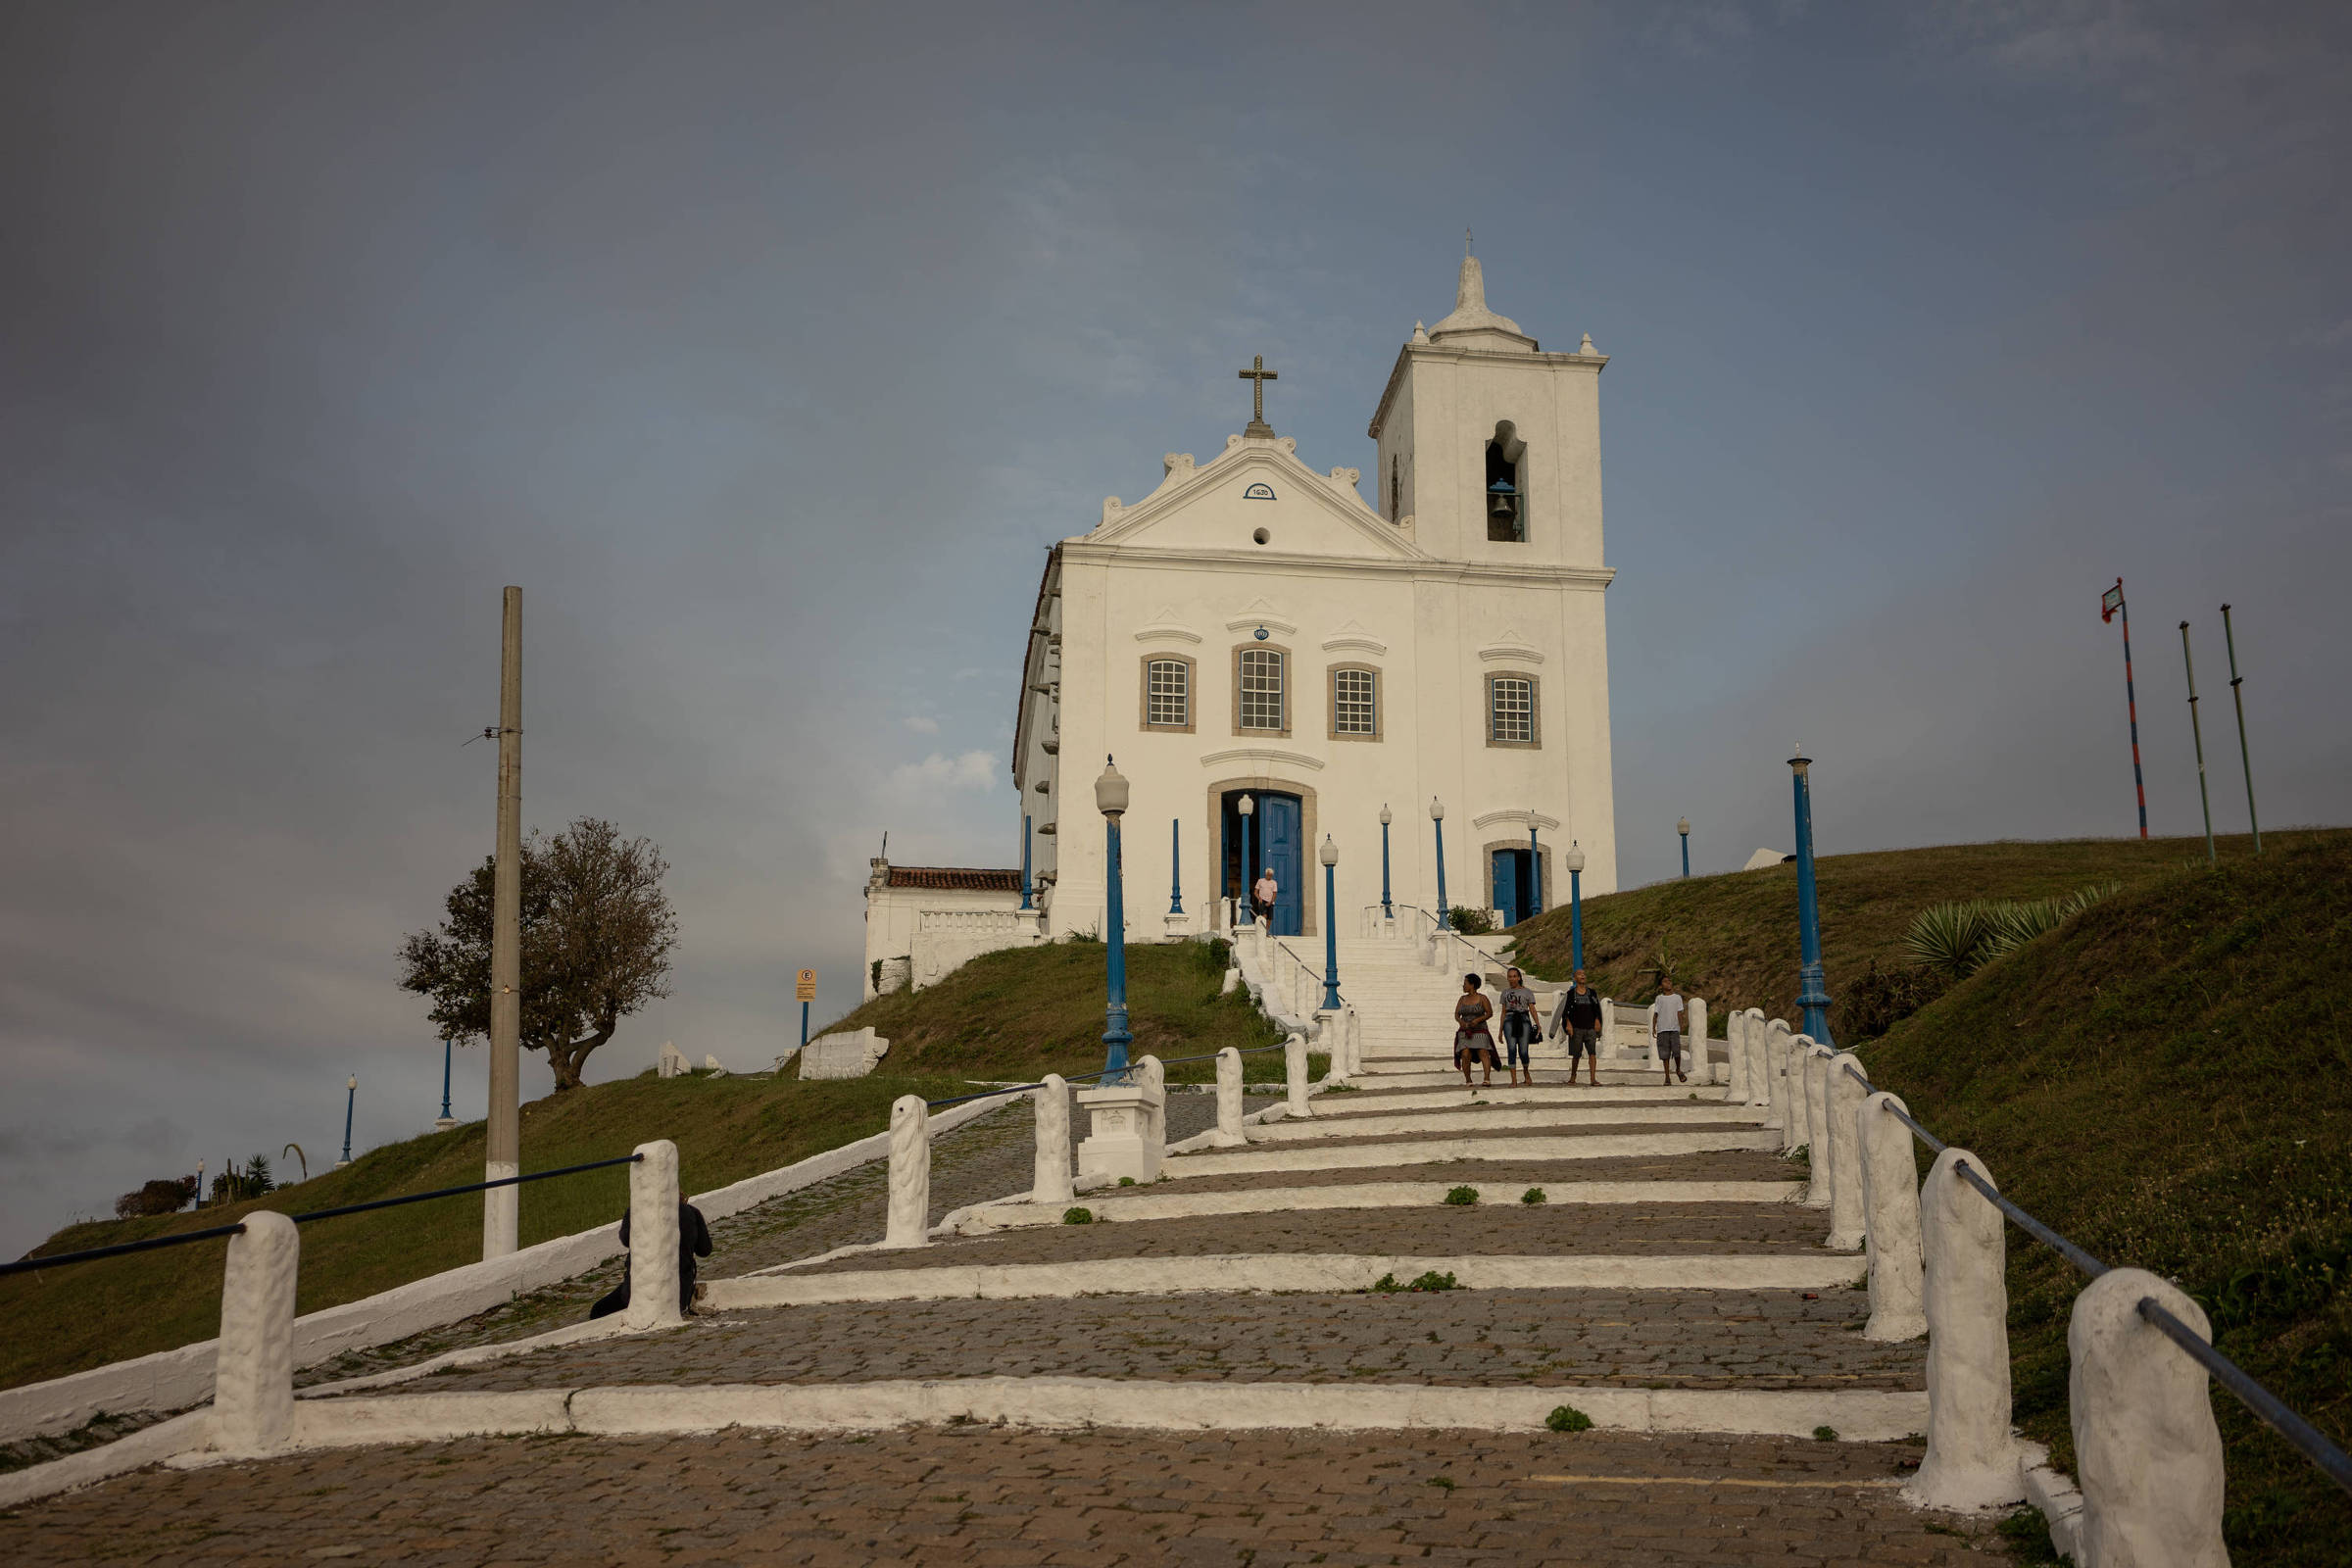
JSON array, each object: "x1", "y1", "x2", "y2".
[
  {"x1": 1238, "y1": 647, "x2": 1285, "y2": 731},
  {"x1": 1332, "y1": 667, "x2": 1377, "y2": 737},
  {"x1": 1488, "y1": 674, "x2": 1536, "y2": 745},
  {"x1": 1145, "y1": 659, "x2": 1190, "y2": 727}
]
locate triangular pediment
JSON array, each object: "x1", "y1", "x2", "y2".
[{"x1": 1081, "y1": 437, "x2": 1426, "y2": 562}]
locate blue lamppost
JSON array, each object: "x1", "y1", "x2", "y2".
[
  {"x1": 337, "y1": 1074, "x2": 358, "y2": 1169},
  {"x1": 1237, "y1": 793, "x2": 1255, "y2": 925},
  {"x1": 1097, "y1": 758, "x2": 1132, "y2": 1078},
  {"x1": 1789, "y1": 747, "x2": 1834, "y2": 1046},
  {"x1": 1019, "y1": 814, "x2": 1034, "y2": 909},
  {"x1": 1378, "y1": 804, "x2": 1394, "y2": 918},
  {"x1": 1430, "y1": 797, "x2": 1448, "y2": 928},
  {"x1": 1679, "y1": 816, "x2": 1690, "y2": 878},
  {"x1": 1565, "y1": 840, "x2": 1586, "y2": 971},
  {"x1": 1527, "y1": 814, "x2": 1542, "y2": 916},
  {"x1": 436, "y1": 1037, "x2": 456, "y2": 1130},
  {"x1": 1168, "y1": 817, "x2": 1183, "y2": 915},
  {"x1": 1318, "y1": 835, "x2": 1343, "y2": 1010}
]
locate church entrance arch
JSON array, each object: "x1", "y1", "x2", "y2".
[{"x1": 1209, "y1": 780, "x2": 1316, "y2": 936}]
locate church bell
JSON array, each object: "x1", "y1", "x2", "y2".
[{"x1": 1487, "y1": 478, "x2": 1517, "y2": 519}]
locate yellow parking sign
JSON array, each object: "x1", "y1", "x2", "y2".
[{"x1": 795, "y1": 968, "x2": 816, "y2": 1002}]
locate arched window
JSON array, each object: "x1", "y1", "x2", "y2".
[
  {"x1": 1140, "y1": 654, "x2": 1194, "y2": 731},
  {"x1": 1486, "y1": 672, "x2": 1540, "y2": 747},
  {"x1": 1485, "y1": 420, "x2": 1528, "y2": 542}
]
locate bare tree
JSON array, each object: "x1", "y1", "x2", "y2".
[{"x1": 399, "y1": 817, "x2": 678, "y2": 1092}]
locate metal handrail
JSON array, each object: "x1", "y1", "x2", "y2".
[
  {"x1": 1839, "y1": 1051, "x2": 2352, "y2": 1500},
  {"x1": 2, "y1": 1152, "x2": 648, "y2": 1277},
  {"x1": 924, "y1": 1063, "x2": 1126, "y2": 1110}
]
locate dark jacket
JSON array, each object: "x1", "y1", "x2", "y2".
[
  {"x1": 1552, "y1": 987, "x2": 1603, "y2": 1035},
  {"x1": 589, "y1": 1200, "x2": 712, "y2": 1319}
]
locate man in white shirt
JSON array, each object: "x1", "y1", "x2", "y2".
[
  {"x1": 1650, "y1": 979, "x2": 1688, "y2": 1087},
  {"x1": 1250, "y1": 868, "x2": 1278, "y2": 928}
]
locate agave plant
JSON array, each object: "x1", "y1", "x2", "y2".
[{"x1": 1904, "y1": 900, "x2": 2002, "y2": 979}]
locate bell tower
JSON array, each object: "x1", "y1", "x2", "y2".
[{"x1": 1365, "y1": 252, "x2": 1609, "y2": 567}]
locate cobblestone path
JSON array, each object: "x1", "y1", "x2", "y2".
[{"x1": 0, "y1": 964, "x2": 1978, "y2": 1564}]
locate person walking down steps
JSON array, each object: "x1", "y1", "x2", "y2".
[
  {"x1": 1650, "y1": 976, "x2": 1689, "y2": 1087},
  {"x1": 1498, "y1": 966, "x2": 1540, "y2": 1087},
  {"x1": 589, "y1": 1195, "x2": 714, "y2": 1320},
  {"x1": 1550, "y1": 969, "x2": 1603, "y2": 1087},
  {"x1": 1453, "y1": 973, "x2": 1497, "y2": 1088}
]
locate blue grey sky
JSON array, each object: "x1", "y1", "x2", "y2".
[{"x1": 3, "y1": 2, "x2": 2345, "y2": 1254}]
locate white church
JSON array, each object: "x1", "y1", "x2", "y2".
[{"x1": 864, "y1": 255, "x2": 1618, "y2": 997}]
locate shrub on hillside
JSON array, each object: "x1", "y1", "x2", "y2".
[
  {"x1": 1903, "y1": 881, "x2": 2121, "y2": 980},
  {"x1": 1447, "y1": 906, "x2": 1494, "y2": 935},
  {"x1": 1839, "y1": 959, "x2": 1950, "y2": 1042},
  {"x1": 114, "y1": 1176, "x2": 198, "y2": 1219}
]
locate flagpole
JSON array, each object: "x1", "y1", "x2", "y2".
[{"x1": 2104, "y1": 579, "x2": 2149, "y2": 840}]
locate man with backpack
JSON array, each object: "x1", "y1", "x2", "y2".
[{"x1": 1549, "y1": 969, "x2": 1603, "y2": 1086}]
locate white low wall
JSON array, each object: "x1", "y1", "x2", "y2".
[
  {"x1": 0, "y1": 1095, "x2": 1014, "y2": 1444},
  {"x1": 798, "y1": 1027, "x2": 891, "y2": 1079}
]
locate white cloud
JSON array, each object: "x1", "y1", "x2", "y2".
[
  {"x1": 902, "y1": 714, "x2": 939, "y2": 733},
  {"x1": 889, "y1": 749, "x2": 1000, "y2": 796}
]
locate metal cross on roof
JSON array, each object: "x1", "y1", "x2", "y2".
[{"x1": 1238, "y1": 354, "x2": 1278, "y2": 438}]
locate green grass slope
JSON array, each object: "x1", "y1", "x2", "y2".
[
  {"x1": 1503, "y1": 832, "x2": 2278, "y2": 1035},
  {"x1": 819, "y1": 937, "x2": 1285, "y2": 1081},
  {"x1": 1861, "y1": 837, "x2": 2352, "y2": 1566},
  {"x1": 2, "y1": 1071, "x2": 974, "y2": 1396}
]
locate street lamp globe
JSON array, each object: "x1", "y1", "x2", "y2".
[
  {"x1": 1677, "y1": 817, "x2": 1690, "y2": 838},
  {"x1": 1429, "y1": 796, "x2": 1444, "y2": 821},
  {"x1": 1319, "y1": 833, "x2": 1338, "y2": 867},
  {"x1": 1564, "y1": 840, "x2": 1586, "y2": 874},
  {"x1": 1238, "y1": 793, "x2": 1253, "y2": 816},
  {"x1": 1378, "y1": 804, "x2": 1391, "y2": 826},
  {"x1": 1095, "y1": 756, "x2": 1128, "y2": 817},
  {"x1": 347, "y1": 1074, "x2": 358, "y2": 1092}
]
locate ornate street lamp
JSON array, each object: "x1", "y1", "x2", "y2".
[
  {"x1": 1168, "y1": 817, "x2": 1183, "y2": 915},
  {"x1": 337, "y1": 1074, "x2": 358, "y2": 1169},
  {"x1": 1378, "y1": 804, "x2": 1394, "y2": 919},
  {"x1": 1237, "y1": 793, "x2": 1255, "y2": 927},
  {"x1": 1678, "y1": 816, "x2": 1690, "y2": 878},
  {"x1": 1319, "y1": 835, "x2": 1343, "y2": 1010},
  {"x1": 1527, "y1": 813, "x2": 1543, "y2": 916},
  {"x1": 1097, "y1": 758, "x2": 1133, "y2": 1078},
  {"x1": 1019, "y1": 814, "x2": 1034, "y2": 909},
  {"x1": 436, "y1": 1036, "x2": 456, "y2": 1131},
  {"x1": 1429, "y1": 797, "x2": 1448, "y2": 929},
  {"x1": 1788, "y1": 747, "x2": 1834, "y2": 1046},
  {"x1": 1565, "y1": 840, "x2": 1586, "y2": 972}
]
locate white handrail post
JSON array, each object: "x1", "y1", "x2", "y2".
[
  {"x1": 1769, "y1": 1019, "x2": 1797, "y2": 1146},
  {"x1": 1725, "y1": 1007, "x2": 1750, "y2": 1102},
  {"x1": 624, "y1": 1139, "x2": 683, "y2": 1328},
  {"x1": 211, "y1": 1210, "x2": 299, "y2": 1455},
  {"x1": 1746, "y1": 1008, "x2": 1769, "y2": 1107},
  {"x1": 2070, "y1": 1268, "x2": 2229, "y2": 1568},
  {"x1": 1688, "y1": 996, "x2": 1709, "y2": 1083},
  {"x1": 1799, "y1": 1040, "x2": 1832, "y2": 1203},
  {"x1": 1859, "y1": 1091, "x2": 1927, "y2": 1341},
  {"x1": 1906, "y1": 1147, "x2": 2025, "y2": 1511},
  {"x1": 883, "y1": 1094, "x2": 931, "y2": 1249},
  {"x1": 1033, "y1": 1074, "x2": 1075, "y2": 1202},
  {"x1": 1213, "y1": 1049, "x2": 1245, "y2": 1146},
  {"x1": 1348, "y1": 1006, "x2": 1362, "y2": 1078},
  {"x1": 1284, "y1": 1030, "x2": 1310, "y2": 1116},
  {"x1": 1139, "y1": 1054, "x2": 1167, "y2": 1168},
  {"x1": 1824, "y1": 1054, "x2": 1868, "y2": 1250}
]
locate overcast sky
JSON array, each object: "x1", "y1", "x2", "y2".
[{"x1": 3, "y1": 1, "x2": 2345, "y2": 1255}]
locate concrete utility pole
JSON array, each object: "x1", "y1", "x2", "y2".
[{"x1": 485, "y1": 586, "x2": 523, "y2": 1259}]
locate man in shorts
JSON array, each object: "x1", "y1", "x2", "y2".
[
  {"x1": 1550, "y1": 969, "x2": 1603, "y2": 1086},
  {"x1": 1498, "y1": 967, "x2": 1540, "y2": 1087},
  {"x1": 1651, "y1": 977, "x2": 1688, "y2": 1087}
]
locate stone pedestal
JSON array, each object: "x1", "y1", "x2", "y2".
[
  {"x1": 1076, "y1": 1081, "x2": 1161, "y2": 1184},
  {"x1": 1162, "y1": 910, "x2": 1191, "y2": 939}
]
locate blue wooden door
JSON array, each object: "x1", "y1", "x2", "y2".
[
  {"x1": 1492, "y1": 851, "x2": 1520, "y2": 927},
  {"x1": 1261, "y1": 794, "x2": 1303, "y2": 935}
]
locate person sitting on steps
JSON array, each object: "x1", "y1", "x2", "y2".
[
  {"x1": 1453, "y1": 972, "x2": 1497, "y2": 1088},
  {"x1": 1650, "y1": 976, "x2": 1689, "y2": 1088},
  {"x1": 589, "y1": 1196, "x2": 714, "y2": 1320}
]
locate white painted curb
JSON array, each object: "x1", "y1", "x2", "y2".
[
  {"x1": 1161, "y1": 1129, "x2": 1782, "y2": 1178},
  {"x1": 1250, "y1": 1105, "x2": 1760, "y2": 1141},
  {"x1": 953, "y1": 1181, "x2": 1807, "y2": 1232},
  {"x1": 702, "y1": 1251, "x2": 1867, "y2": 1308}
]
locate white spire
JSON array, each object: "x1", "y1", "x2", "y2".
[{"x1": 1428, "y1": 251, "x2": 1532, "y2": 349}]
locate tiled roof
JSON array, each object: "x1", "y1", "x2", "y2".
[{"x1": 885, "y1": 866, "x2": 1023, "y2": 892}]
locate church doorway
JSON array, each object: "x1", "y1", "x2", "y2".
[
  {"x1": 1492, "y1": 847, "x2": 1537, "y2": 928},
  {"x1": 1221, "y1": 790, "x2": 1303, "y2": 936}
]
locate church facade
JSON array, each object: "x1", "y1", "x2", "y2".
[{"x1": 865, "y1": 256, "x2": 1618, "y2": 993}]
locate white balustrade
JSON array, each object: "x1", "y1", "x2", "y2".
[
  {"x1": 1859, "y1": 1091, "x2": 1927, "y2": 1341},
  {"x1": 1284, "y1": 1031, "x2": 1311, "y2": 1116},
  {"x1": 1824, "y1": 1054, "x2": 1867, "y2": 1250},
  {"x1": 883, "y1": 1097, "x2": 930, "y2": 1249},
  {"x1": 211, "y1": 1211, "x2": 300, "y2": 1455},
  {"x1": 1907, "y1": 1147, "x2": 2025, "y2": 1510},
  {"x1": 1212, "y1": 1049, "x2": 1245, "y2": 1146},
  {"x1": 1032, "y1": 1074, "x2": 1074, "y2": 1202},
  {"x1": 624, "y1": 1139, "x2": 684, "y2": 1327},
  {"x1": 2070, "y1": 1269, "x2": 2229, "y2": 1568},
  {"x1": 1800, "y1": 1041, "x2": 1833, "y2": 1204}
]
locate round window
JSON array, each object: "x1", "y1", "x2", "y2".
[{"x1": 1252, "y1": 527, "x2": 1270, "y2": 545}]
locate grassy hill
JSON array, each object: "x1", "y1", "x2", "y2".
[
  {"x1": 1502, "y1": 832, "x2": 2278, "y2": 1035},
  {"x1": 1860, "y1": 834, "x2": 2351, "y2": 1567},
  {"x1": 817, "y1": 936, "x2": 1288, "y2": 1082}
]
